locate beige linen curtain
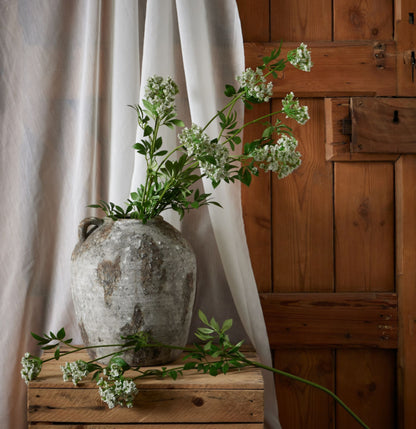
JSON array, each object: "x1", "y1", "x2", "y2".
[{"x1": 0, "y1": 1, "x2": 280, "y2": 428}]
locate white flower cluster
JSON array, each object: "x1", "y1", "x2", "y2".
[
  {"x1": 20, "y1": 353, "x2": 42, "y2": 384},
  {"x1": 97, "y1": 376, "x2": 138, "y2": 409},
  {"x1": 144, "y1": 75, "x2": 179, "y2": 116},
  {"x1": 61, "y1": 360, "x2": 89, "y2": 385},
  {"x1": 288, "y1": 43, "x2": 313, "y2": 72},
  {"x1": 236, "y1": 67, "x2": 273, "y2": 102},
  {"x1": 179, "y1": 124, "x2": 230, "y2": 182},
  {"x1": 252, "y1": 134, "x2": 301, "y2": 179},
  {"x1": 178, "y1": 124, "x2": 210, "y2": 157},
  {"x1": 103, "y1": 362, "x2": 124, "y2": 379},
  {"x1": 282, "y1": 92, "x2": 310, "y2": 125}
]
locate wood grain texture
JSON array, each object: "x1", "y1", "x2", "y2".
[
  {"x1": 28, "y1": 349, "x2": 264, "y2": 425},
  {"x1": 241, "y1": 103, "x2": 272, "y2": 292},
  {"x1": 270, "y1": 0, "x2": 332, "y2": 42},
  {"x1": 395, "y1": 0, "x2": 416, "y2": 96},
  {"x1": 325, "y1": 97, "x2": 402, "y2": 161},
  {"x1": 236, "y1": 0, "x2": 269, "y2": 42},
  {"x1": 33, "y1": 350, "x2": 263, "y2": 390},
  {"x1": 272, "y1": 99, "x2": 333, "y2": 292},
  {"x1": 261, "y1": 292, "x2": 398, "y2": 348},
  {"x1": 333, "y1": 0, "x2": 393, "y2": 41},
  {"x1": 274, "y1": 349, "x2": 335, "y2": 429},
  {"x1": 244, "y1": 42, "x2": 396, "y2": 97},
  {"x1": 28, "y1": 388, "x2": 263, "y2": 424},
  {"x1": 351, "y1": 97, "x2": 416, "y2": 153},
  {"x1": 395, "y1": 155, "x2": 416, "y2": 429},
  {"x1": 29, "y1": 425, "x2": 263, "y2": 429},
  {"x1": 334, "y1": 162, "x2": 395, "y2": 292},
  {"x1": 336, "y1": 350, "x2": 396, "y2": 429}
]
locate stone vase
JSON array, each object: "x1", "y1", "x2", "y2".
[{"x1": 70, "y1": 216, "x2": 196, "y2": 366}]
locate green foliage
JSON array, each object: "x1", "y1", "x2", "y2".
[
  {"x1": 25, "y1": 309, "x2": 368, "y2": 428},
  {"x1": 90, "y1": 46, "x2": 311, "y2": 223}
]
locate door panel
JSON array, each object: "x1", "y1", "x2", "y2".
[{"x1": 237, "y1": 0, "x2": 416, "y2": 427}]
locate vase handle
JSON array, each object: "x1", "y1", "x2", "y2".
[{"x1": 78, "y1": 217, "x2": 104, "y2": 243}]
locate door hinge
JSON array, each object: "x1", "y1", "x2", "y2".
[{"x1": 373, "y1": 42, "x2": 386, "y2": 69}]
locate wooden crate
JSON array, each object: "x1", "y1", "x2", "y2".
[{"x1": 27, "y1": 349, "x2": 264, "y2": 428}]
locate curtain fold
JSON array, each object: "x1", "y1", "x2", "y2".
[{"x1": 0, "y1": 1, "x2": 280, "y2": 428}]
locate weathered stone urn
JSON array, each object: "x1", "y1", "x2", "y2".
[{"x1": 71, "y1": 216, "x2": 196, "y2": 366}]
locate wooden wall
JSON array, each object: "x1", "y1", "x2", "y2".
[{"x1": 238, "y1": 0, "x2": 416, "y2": 428}]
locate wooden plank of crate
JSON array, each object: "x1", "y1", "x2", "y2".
[
  {"x1": 29, "y1": 425, "x2": 263, "y2": 429},
  {"x1": 351, "y1": 97, "x2": 416, "y2": 153},
  {"x1": 27, "y1": 418, "x2": 263, "y2": 428},
  {"x1": 260, "y1": 292, "x2": 397, "y2": 348},
  {"x1": 33, "y1": 350, "x2": 263, "y2": 390},
  {"x1": 244, "y1": 41, "x2": 396, "y2": 97},
  {"x1": 28, "y1": 349, "x2": 263, "y2": 425},
  {"x1": 28, "y1": 388, "x2": 263, "y2": 424}
]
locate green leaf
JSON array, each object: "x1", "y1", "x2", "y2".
[
  {"x1": 54, "y1": 346, "x2": 60, "y2": 360},
  {"x1": 57, "y1": 328, "x2": 66, "y2": 340},
  {"x1": 210, "y1": 318, "x2": 220, "y2": 332},
  {"x1": 195, "y1": 331, "x2": 213, "y2": 342},
  {"x1": 142, "y1": 99, "x2": 156, "y2": 114},
  {"x1": 42, "y1": 344, "x2": 58, "y2": 350},
  {"x1": 108, "y1": 356, "x2": 130, "y2": 371},
  {"x1": 243, "y1": 99, "x2": 253, "y2": 110},
  {"x1": 224, "y1": 84, "x2": 236, "y2": 97},
  {"x1": 143, "y1": 125, "x2": 153, "y2": 137},
  {"x1": 171, "y1": 119, "x2": 185, "y2": 127},
  {"x1": 183, "y1": 362, "x2": 197, "y2": 370},
  {"x1": 198, "y1": 310, "x2": 209, "y2": 325},
  {"x1": 198, "y1": 327, "x2": 214, "y2": 334},
  {"x1": 209, "y1": 366, "x2": 218, "y2": 376},
  {"x1": 31, "y1": 332, "x2": 48, "y2": 344},
  {"x1": 154, "y1": 150, "x2": 168, "y2": 157},
  {"x1": 169, "y1": 370, "x2": 178, "y2": 380},
  {"x1": 133, "y1": 143, "x2": 146, "y2": 154},
  {"x1": 221, "y1": 318, "x2": 233, "y2": 332}
]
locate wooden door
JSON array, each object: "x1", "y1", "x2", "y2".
[{"x1": 237, "y1": 0, "x2": 416, "y2": 428}]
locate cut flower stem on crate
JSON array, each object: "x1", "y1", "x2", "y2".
[{"x1": 22, "y1": 310, "x2": 369, "y2": 429}]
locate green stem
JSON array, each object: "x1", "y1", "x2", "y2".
[
  {"x1": 141, "y1": 116, "x2": 161, "y2": 207},
  {"x1": 88, "y1": 346, "x2": 136, "y2": 364},
  {"x1": 242, "y1": 357, "x2": 370, "y2": 429},
  {"x1": 41, "y1": 343, "x2": 127, "y2": 363},
  {"x1": 202, "y1": 92, "x2": 244, "y2": 133}
]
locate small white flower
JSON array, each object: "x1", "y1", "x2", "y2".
[
  {"x1": 252, "y1": 134, "x2": 301, "y2": 179},
  {"x1": 236, "y1": 67, "x2": 273, "y2": 102},
  {"x1": 282, "y1": 92, "x2": 310, "y2": 125},
  {"x1": 287, "y1": 43, "x2": 313, "y2": 72},
  {"x1": 98, "y1": 376, "x2": 138, "y2": 409},
  {"x1": 179, "y1": 124, "x2": 231, "y2": 183},
  {"x1": 103, "y1": 363, "x2": 124, "y2": 380},
  {"x1": 61, "y1": 360, "x2": 89, "y2": 385},
  {"x1": 21, "y1": 353, "x2": 42, "y2": 384},
  {"x1": 144, "y1": 75, "x2": 179, "y2": 117}
]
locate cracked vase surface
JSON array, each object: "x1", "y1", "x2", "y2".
[{"x1": 71, "y1": 216, "x2": 196, "y2": 366}]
